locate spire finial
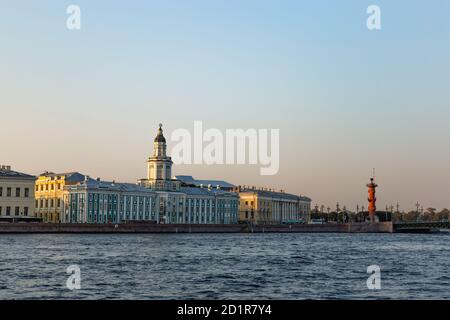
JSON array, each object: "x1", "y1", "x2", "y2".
[{"x1": 154, "y1": 123, "x2": 166, "y2": 143}]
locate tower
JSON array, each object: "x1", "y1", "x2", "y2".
[
  {"x1": 366, "y1": 172, "x2": 378, "y2": 223},
  {"x1": 142, "y1": 124, "x2": 179, "y2": 191},
  {"x1": 147, "y1": 124, "x2": 172, "y2": 181}
]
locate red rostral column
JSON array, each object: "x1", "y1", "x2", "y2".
[{"x1": 366, "y1": 175, "x2": 378, "y2": 223}]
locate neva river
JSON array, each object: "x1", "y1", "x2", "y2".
[{"x1": 0, "y1": 233, "x2": 449, "y2": 299}]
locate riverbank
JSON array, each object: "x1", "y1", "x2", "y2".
[{"x1": 0, "y1": 222, "x2": 394, "y2": 233}]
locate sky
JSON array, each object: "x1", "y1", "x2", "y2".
[{"x1": 1, "y1": 0, "x2": 449, "y2": 211}]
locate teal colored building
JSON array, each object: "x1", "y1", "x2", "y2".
[{"x1": 63, "y1": 178, "x2": 239, "y2": 224}]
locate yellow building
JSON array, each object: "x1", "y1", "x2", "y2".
[
  {"x1": 235, "y1": 186, "x2": 311, "y2": 224},
  {"x1": 0, "y1": 165, "x2": 36, "y2": 220},
  {"x1": 35, "y1": 172, "x2": 86, "y2": 223}
]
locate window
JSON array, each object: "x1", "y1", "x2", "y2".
[
  {"x1": 7, "y1": 187, "x2": 11, "y2": 197},
  {"x1": 45, "y1": 199, "x2": 48, "y2": 208},
  {"x1": 40, "y1": 185, "x2": 44, "y2": 191},
  {"x1": 57, "y1": 199, "x2": 61, "y2": 208},
  {"x1": 0, "y1": 187, "x2": 2, "y2": 196},
  {"x1": 35, "y1": 200, "x2": 38, "y2": 208},
  {"x1": 57, "y1": 183, "x2": 61, "y2": 190},
  {"x1": 0, "y1": 207, "x2": 2, "y2": 215},
  {"x1": 36, "y1": 185, "x2": 39, "y2": 192},
  {"x1": 6, "y1": 207, "x2": 11, "y2": 216},
  {"x1": 51, "y1": 184, "x2": 54, "y2": 190},
  {"x1": 24, "y1": 188, "x2": 29, "y2": 198},
  {"x1": 15, "y1": 188, "x2": 20, "y2": 197},
  {"x1": 51, "y1": 199, "x2": 54, "y2": 208},
  {"x1": 24, "y1": 207, "x2": 28, "y2": 216},
  {"x1": 15, "y1": 207, "x2": 19, "y2": 216}
]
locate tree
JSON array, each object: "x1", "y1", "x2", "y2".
[
  {"x1": 392, "y1": 211, "x2": 404, "y2": 222},
  {"x1": 404, "y1": 211, "x2": 419, "y2": 222},
  {"x1": 437, "y1": 208, "x2": 450, "y2": 221}
]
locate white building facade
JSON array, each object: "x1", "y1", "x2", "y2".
[{"x1": 0, "y1": 165, "x2": 36, "y2": 220}]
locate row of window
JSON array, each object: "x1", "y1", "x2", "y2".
[
  {"x1": 35, "y1": 198, "x2": 62, "y2": 209},
  {"x1": 0, "y1": 206, "x2": 29, "y2": 216},
  {"x1": 64, "y1": 194, "x2": 238, "y2": 224},
  {"x1": 36, "y1": 183, "x2": 62, "y2": 192},
  {"x1": 0, "y1": 187, "x2": 30, "y2": 198}
]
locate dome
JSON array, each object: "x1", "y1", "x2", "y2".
[{"x1": 154, "y1": 123, "x2": 166, "y2": 143}]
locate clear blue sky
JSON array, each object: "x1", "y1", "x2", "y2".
[{"x1": 1, "y1": 1, "x2": 449, "y2": 210}]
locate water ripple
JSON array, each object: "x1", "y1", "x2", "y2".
[{"x1": 0, "y1": 233, "x2": 449, "y2": 299}]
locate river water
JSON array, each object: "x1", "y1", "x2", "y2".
[{"x1": 0, "y1": 233, "x2": 448, "y2": 299}]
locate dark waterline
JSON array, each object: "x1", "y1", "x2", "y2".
[{"x1": 0, "y1": 233, "x2": 449, "y2": 299}]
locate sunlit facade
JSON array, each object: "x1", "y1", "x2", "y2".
[
  {"x1": 0, "y1": 165, "x2": 35, "y2": 219},
  {"x1": 236, "y1": 187, "x2": 311, "y2": 224},
  {"x1": 35, "y1": 172, "x2": 86, "y2": 222}
]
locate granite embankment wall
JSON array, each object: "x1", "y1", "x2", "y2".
[
  {"x1": 0, "y1": 222, "x2": 394, "y2": 233},
  {"x1": 253, "y1": 222, "x2": 393, "y2": 233}
]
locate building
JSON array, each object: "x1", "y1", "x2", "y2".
[
  {"x1": 235, "y1": 186, "x2": 311, "y2": 224},
  {"x1": 158, "y1": 186, "x2": 239, "y2": 224},
  {"x1": 61, "y1": 124, "x2": 311, "y2": 225},
  {"x1": 63, "y1": 179, "x2": 239, "y2": 224},
  {"x1": 139, "y1": 124, "x2": 239, "y2": 224},
  {"x1": 63, "y1": 124, "x2": 239, "y2": 224},
  {"x1": 0, "y1": 165, "x2": 35, "y2": 220},
  {"x1": 143, "y1": 124, "x2": 239, "y2": 224},
  {"x1": 138, "y1": 124, "x2": 181, "y2": 191},
  {"x1": 62, "y1": 178, "x2": 157, "y2": 224},
  {"x1": 35, "y1": 172, "x2": 86, "y2": 223}
]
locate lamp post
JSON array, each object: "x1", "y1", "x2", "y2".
[{"x1": 415, "y1": 202, "x2": 420, "y2": 222}]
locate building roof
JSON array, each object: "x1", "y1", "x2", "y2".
[
  {"x1": 0, "y1": 167, "x2": 35, "y2": 180},
  {"x1": 180, "y1": 186, "x2": 238, "y2": 198},
  {"x1": 39, "y1": 172, "x2": 87, "y2": 183},
  {"x1": 175, "y1": 175, "x2": 235, "y2": 189},
  {"x1": 67, "y1": 179, "x2": 157, "y2": 194},
  {"x1": 239, "y1": 188, "x2": 311, "y2": 202},
  {"x1": 66, "y1": 180, "x2": 238, "y2": 199}
]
